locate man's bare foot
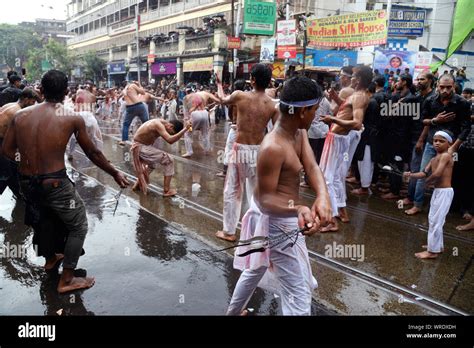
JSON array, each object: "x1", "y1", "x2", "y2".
[
  {"x1": 181, "y1": 153, "x2": 192, "y2": 158},
  {"x1": 405, "y1": 206, "x2": 421, "y2": 215},
  {"x1": 462, "y1": 212, "x2": 472, "y2": 220},
  {"x1": 58, "y1": 276, "x2": 95, "y2": 294},
  {"x1": 338, "y1": 208, "x2": 350, "y2": 223},
  {"x1": 351, "y1": 187, "x2": 369, "y2": 195},
  {"x1": 163, "y1": 189, "x2": 177, "y2": 197},
  {"x1": 216, "y1": 172, "x2": 226, "y2": 178},
  {"x1": 381, "y1": 192, "x2": 399, "y2": 200},
  {"x1": 415, "y1": 251, "x2": 439, "y2": 259},
  {"x1": 45, "y1": 254, "x2": 64, "y2": 271},
  {"x1": 118, "y1": 141, "x2": 125, "y2": 146},
  {"x1": 216, "y1": 230, "x2": 237, "y2": 242},
  {"x1": 456, "y1": 220, "x2": 474, "y2": 231},
  {"x1": 240, "y1": 310, "x2": 248, "y2": 316},
  {"x1": 320, "y1": 222, "x2": 339, "y2": 232},
  {"x1": 402, "y1": 198, "x2": 413, "y2": 205},
  {"x1": 346, "y1": 176, "x2": 359, "y2": 184},
  {"x1": 421, "y1": 245, "x2": 444, "y2": 252}
]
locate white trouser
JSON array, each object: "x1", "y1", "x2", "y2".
[
  {"x1": 357, "y1": 145, "x2": 374, "y2": 188},
  {"x1": 223, "y1": 125, "x2": 237, "y2": 166},
  {"x1": 319, "y1": 132, "x2": 351, "y2": 217},
  {"x1": 427, "y1": 188, "x2": 453, "y2": 253},
  {"x1": 184, "y1": 113, "x2": 211, "y2": 155},
  {"x1": 340, "y1": 129, "x2": 362, "y2": 206},
  {"x1": 223, "y1": 143, "x2": 259, "y2": 234},
  {"x1": 227, "y1": 218, "x2": 313, "y2": 316}
]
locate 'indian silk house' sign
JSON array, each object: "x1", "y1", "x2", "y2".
[{"x1": 243, "y1": 0, "x2": 277, "y2": 36}]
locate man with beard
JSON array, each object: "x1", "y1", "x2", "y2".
[{"x1": 405, "y1": 74, "x2": 471, "y2": 215}]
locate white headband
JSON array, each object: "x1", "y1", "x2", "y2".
[{"x1": 434, "y1": 130, "x2": 453, "y2": 143}]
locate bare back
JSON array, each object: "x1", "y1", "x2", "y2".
[
  {"x1": 133, "y1": 119, "x2": 163, "y2": 145},
  {"x1": 332, "y1": 90, "x2": 369, "y2": 135},
  {"x1": 123, "y1": 84, "x2": 144, "y2": 105},
  {"x1": 0, "y1": 103, "x2": 21, "y2": 138},
  {"x1": 234, "y1": 91, "x2": 278, "y2": 145},
  {"x1": 12, "y1": 103, "x2": 86, "y2": 175}
]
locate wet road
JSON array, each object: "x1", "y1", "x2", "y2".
[{"x1": 1, "y1": 118, "x2": 473, "y2": 315}]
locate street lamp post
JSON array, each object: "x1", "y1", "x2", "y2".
[{"x1": 136, "y1": 0, "x2": 141, "y2": 84}]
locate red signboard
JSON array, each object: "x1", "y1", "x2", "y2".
[
  {"x1": 277, "y1": 46, "x2": 297, "y2": 59},
  {"x1": 147, "y1": 54, "x2": 156, "y2": 64},
  {"x1": 227, "y1": 37, "x2": 241, "y2": 50}
]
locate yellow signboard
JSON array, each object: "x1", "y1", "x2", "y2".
[
  {"x1": 272, "y1": 62, "x2": 285, "y2": 79},
  {"x1": 307, "y1": 10, "x2": 387, "y2": 48},
  {"x1": 183, "y1": 57, "x2": 214, "y2": 72}
]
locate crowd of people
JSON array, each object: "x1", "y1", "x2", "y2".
[{"x1": 0, "y1": 60, "x2": 472, "y2": 315}]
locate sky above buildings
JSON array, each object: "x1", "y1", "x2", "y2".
[{"x1": 0, "y1": 0, "x2": 66, "y2": 24}]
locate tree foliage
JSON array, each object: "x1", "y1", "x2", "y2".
[
  {"x1": 0, "y1": 24, "x2": 42, "y2": 70},
  {"x1": 83, "y1": 51, "x2": 106, "y2": 83}
]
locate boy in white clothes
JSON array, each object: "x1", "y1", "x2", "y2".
[{"x1": 404, "y1": 130, "x2": 454, "y2": 259}]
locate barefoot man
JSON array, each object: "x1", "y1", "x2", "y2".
[
  {"x1": 131, "y1": 118, "x2": 191, "y2": 196},
  {"x1": 2, "y1": 70, "x2": 129, "y2": 293},
  {"x1": 120, "y1": 81, "x2": 149, "y2": 145},
  {"x1": 0, "y1": 88, "x2": 39, "y2": 196},
  {"x1": 182, "y1": 89, "x2": 222, "y2": 157},
  {"x1": 227, "y1": 76, "x2": 332, "y2": 315},
  {"x1": 319, "y1": 65, "x2": 372, "y2": 232},
  {"x1": 404, "y1": 131, "x2": 454, "y2": 259},
  {"x1": 215, "y1": 63, "x2": 279, "y2": 242}
]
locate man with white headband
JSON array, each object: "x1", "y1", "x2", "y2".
[
  {"x1": 227, "y1": 76, "x2": 331, "y2": 315},
  {"x1": 215, "y1": 64, "x2": 279, "y2": 242},
  {"x1": 319, "y1": 65, "x2": 372, "y2": 232},
  {"x1": 404, "y1": 130, "x2": 454, "y2": 259}
]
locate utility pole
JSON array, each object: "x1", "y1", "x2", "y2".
[
  {"x1": 234, "y1": 0, "x2": 242, "y2": 83},
  {"x1": 230, "y1": 0, "x2": 235, "y2": 87},
  {"x1": 136, "y1": 0, "x2": 141, "y2": 84}
]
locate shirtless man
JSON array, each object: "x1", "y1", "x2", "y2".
[
  {"x1": 131, "y1": 118, "x2": 191, "y2": 196},
  {"x1": 182, "y1": 90, "x2": 222, "y2": 157},
  {"x1": 216, "y1": 79, "x2": 246, "y2": 178},
  {"x1": 2, "y1": 70, "x2": 129, "y2": 293},
  {"x1": 319, "y1": 65, "x2": 372, "y2": 232},
  {"x1": 215, "y1": 63, "x2": 279, "y2": 242},
  {"x1": 227, "y1": 76, "x2": 332, "y2": 315},
  {"x1": 0, "y1": 88, "x2": 39, "y2": 196},
  {"x1": 120, "y1": 81, "x2": 149, "y2": 145}
]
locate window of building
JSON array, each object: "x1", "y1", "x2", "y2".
[
  {"x1": 107, "y1": 14, "x2": 114, "y2": 24},
  {"x1": 94, "y1": 19, "x2": 99, "y2": 29},
  {"x1": 115, "y1": 11, "x2": 120, "y2": 22},
  {"x1": 130, "y1": 6, "x2": 136, "y2": 17},
  {"x1": 149, "y1": 0, "x2": 158, "y2": 10},
  {"x1": 101, "y1": 17, "x2": 106, "y2": 27},
  {"x1": 120, "y1": 8, "x2": 129, "y2": 20}
]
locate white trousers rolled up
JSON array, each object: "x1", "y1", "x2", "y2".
[{"x1": 427, "y1": 188, "x2": 453, "y2": 253}]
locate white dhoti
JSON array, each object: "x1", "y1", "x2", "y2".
[
  {"x1": 340, "y1": 129, "x2": 362, "y2": 206},
  {"x1": 227, "y1": 198, "x2": 317, "y2": 316},
  {"x1": 222, "y1": 143, "x2": 259, "y2": 234},
  {"x1": 184, "y1": 110, "x2": 210, "y2": 155},
  {"x1": 319, "y1": 131, "x2": 350, "y2": 217},
  {"x1": 358, "y1": 145, "x2": 374, "y2": 188},
  {"x1": 223, "y1": 125, "x2": 237, "y2": 166},
  {"x1": 427, "y1": 188, "x2": 453, "y2": 253}
]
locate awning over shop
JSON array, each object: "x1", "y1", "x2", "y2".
[{"x1": 183, "y1": 57, "x2": 213, "y2": 72}]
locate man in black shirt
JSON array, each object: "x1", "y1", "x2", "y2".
[
  {"x1": 0, "y1": 75, "x2": 22, "y2": 107},
  {"x1": 406, "y1": 74, "x2": 471, "y2": 215},
  {"x1": 403, "y1": 72, "x2": 435, "y2": 210}
]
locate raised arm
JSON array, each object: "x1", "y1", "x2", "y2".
[{"x1": 217, "y1": 82, "x2": 242, "y2": 105}]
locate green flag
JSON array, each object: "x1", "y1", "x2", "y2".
[{"x1": 430, "y1": 0, "x2": 474, "y2": 72}]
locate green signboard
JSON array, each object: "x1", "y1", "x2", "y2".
[
  {"x1": 243, "y1": 0, "x2": 276, "y2": 36},
  {"x1": 41, "y1": 60, "x2": 52, "y2": 72}
]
